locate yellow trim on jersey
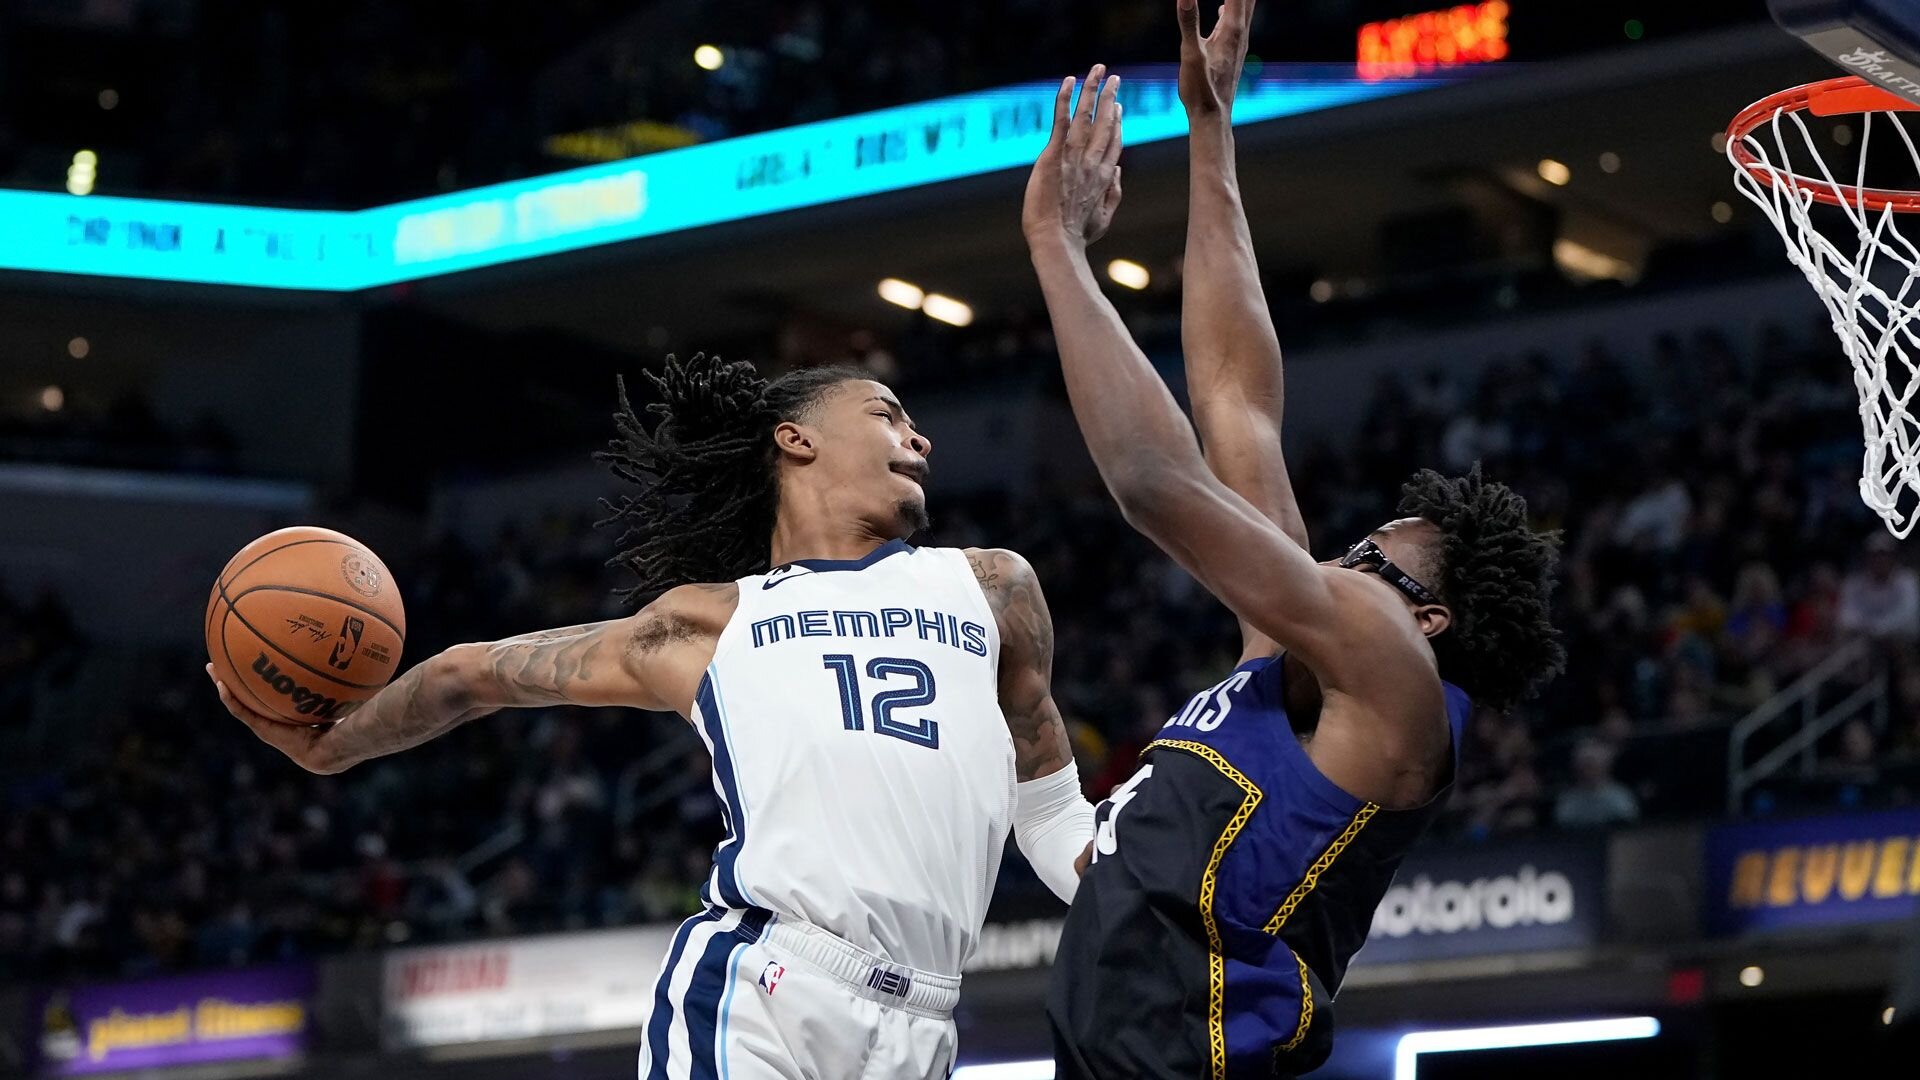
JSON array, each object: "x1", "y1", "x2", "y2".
[
  {"x1": 1147, "y1": 738, "x2": 1261, "y2": 1080},
  {"x1": 1282, "y1": 953, "x2": 1314, "y2": 1052},
  {"x1": 1262, "y1": 802, "x2": 1379, "y2": 934}
]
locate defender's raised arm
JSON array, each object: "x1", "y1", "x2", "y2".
[
  {"x1": 1176, "y1": 0, "x2": 1313, "y2": 662},
  {"x1": 1022, "y1": 70, "x2": 1388, "y2": 683}
]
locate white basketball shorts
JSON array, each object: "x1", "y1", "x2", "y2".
[{"x1": 636, "y1": 906, "x2": 961, "y2": 1080}]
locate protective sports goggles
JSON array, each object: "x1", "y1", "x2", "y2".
[{"x1": 1339, "y1": 537, "x2": 1442, "y2": 608}]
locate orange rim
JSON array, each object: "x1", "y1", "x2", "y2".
[{"x1": 1728, "y1": 76, "x2": 1920, "y2": 213}]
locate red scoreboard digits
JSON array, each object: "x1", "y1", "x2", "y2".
[{"x1": 1358, "y1": 1, "x2": 1510, "y2": 81}]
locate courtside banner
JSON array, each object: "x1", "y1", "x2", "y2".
[
  {"x1": 1705, "y1": 809, "x2": 1920, "y2": 936},
  {"x1": 381, "y1": 923, "x2": 679, "y2": 1049},
  {"x1": 1355, "y1": 838, "x2": 1606, "y2": 966},
  {"x1": 32, "y1": 965, "x2": 313, "y2": 1075},
  {"x1": 382, "y1": 916, "x2": 1065, "y2": 1049}
]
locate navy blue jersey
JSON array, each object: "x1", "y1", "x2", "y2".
[{"x1": 1050, "y1": 655, "x2": 1472, "y2": 1079}]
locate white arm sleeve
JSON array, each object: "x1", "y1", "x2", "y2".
[{"x1": 1015, "y1": 765, "x2": 1096, "y2": 904}]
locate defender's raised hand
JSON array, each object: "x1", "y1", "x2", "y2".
[
  {"x1": 1177, "y1": 0, "x2": 1255, "y2": 117},
  {"x1": 1021, "y1": 66, "x2": 1124, "y2": 249}
]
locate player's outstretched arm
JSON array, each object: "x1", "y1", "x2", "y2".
[
  {"x1": 209, "y1": 582, "x2": 732, "y2": 774},
  {"x1": 1175, "y1": 0, "x2": 1310, "y2": 663},
  {"x1": 1023, "y1": 68, "x2": 1381, "y2": 679},
  {"x1": 967, "y1": 546, "x2": 1094, "y2": 901}
]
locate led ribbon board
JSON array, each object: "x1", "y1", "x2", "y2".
[{"x1": 0, "y1": 72, "x2": 1439, "y2": 291}]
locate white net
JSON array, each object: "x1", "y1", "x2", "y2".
[{"x1": 1730, "y1": 99, "x2": 1920, "y2": 537}]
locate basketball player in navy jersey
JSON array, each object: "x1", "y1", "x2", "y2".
[
  {"x1": 209, "y1": 358, "x2": 1097, "y2": 1078},
  {"x1": 1025, "y1": 7, "x2": 1563, "y2": 1076}
]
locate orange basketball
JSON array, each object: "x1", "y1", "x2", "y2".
[{"x1": 205, "y1": 526, "x2": 406, "y2": 725}]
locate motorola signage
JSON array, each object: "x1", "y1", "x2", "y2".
[{"x1": 1358, "y1": 838, "x2": 1606, "y2": 966}]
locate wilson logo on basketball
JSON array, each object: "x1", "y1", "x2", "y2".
[
  {"x1": 339, "y1": 553, "x2": 382, "y2": 597},
  {"x1": 252, "y1": 653, "x2": 355, "y2": 720}
]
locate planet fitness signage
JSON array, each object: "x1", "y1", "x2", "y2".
[
  {"x1": 33, "y1": 966, "x2": 313, "y2": 1075},
  {"x1": 1358, "y1": 838, "x2": 1605, "y2": 965}
]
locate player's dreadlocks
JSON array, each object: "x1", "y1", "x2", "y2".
[
  {"x1": 1397, "y1": 464, "x2": 1565, "y2": 710},
  {"x1": 596, "y1": 354, "x2": 867, "y2": 606}
]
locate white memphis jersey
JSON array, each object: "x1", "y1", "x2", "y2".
[{"x1": 690, "y1": 540, "x2": 1015, "y2": 976}]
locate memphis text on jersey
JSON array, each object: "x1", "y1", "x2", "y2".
[{"x1": 749, "y1": 607, "x2": 989, "y2": 657}]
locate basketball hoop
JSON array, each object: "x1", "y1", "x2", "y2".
[{"x1": 1729, "y1": 76, "x2": 1920, "y2": 536}]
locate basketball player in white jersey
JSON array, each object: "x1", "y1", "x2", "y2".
[{"x1": 206, "y1": 356, "x2": 1096, "y2": 1078}]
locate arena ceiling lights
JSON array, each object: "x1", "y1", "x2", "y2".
[{"x1": 0, "y1": 71, "x2": 1442, "y2": 292}]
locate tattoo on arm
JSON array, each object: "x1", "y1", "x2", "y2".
[
  {"x1": 970, "y1": 548, "x2": 1074, "y2": 781},
  {"x1": 323, "y1": 623, "x2": 620, "y2": 770},
  {"x1": 323, "y1": 659, "x2": 482, "y2": 772},
  {"x1": 482, "y1": 621, "x2": 617, "y2": 706},
  {"x1": 482, "y1": 601, "x2": 709, "y2": 709},
  {"x1": 325, "y1": 605, "x2": 706, "y2": 770}
]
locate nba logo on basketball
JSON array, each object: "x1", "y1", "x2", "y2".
[
  {"x1": 758, "y1": 962, "x2": 785, "y2": 995},
  {"x1": 329, "y1": 616, "x2": 366, "y2": 671}
]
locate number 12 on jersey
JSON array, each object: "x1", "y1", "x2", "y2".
[{"x1": 822, "y1": 655, "x2": 940, "y2": 749}]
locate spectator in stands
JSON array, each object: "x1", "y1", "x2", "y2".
[
  {"x1": 1554, "y1": 738, "x2": 1641, "y2": 828},
  {"x1": 1613, "y1": 464, "x2": 1692, "y2": 553},
  {"x1": 1838, "y1": 533, "x2": 1920, "y2": 642},
  {"x1": 1440, "y1": 396, "x2": 1512, "y2": 473},
  {"x1": 1783, "y1": 561, "x2": 1844, "y2": 669},
  {"x1": 1455, "y1": 709, "x2": 1545, "y2": 836},
  {"x1": 1728, "y1": 562, "x2": 1789, "y2": 652},
  {"x1": 1668, "y1": 576, "x2": 1728, "y2": 658},
  {"x1": 1823, "y1": 719, "x2": 1882, "y2": 804},
  {"x1": 0, "y1": 582, "x2": 85, "y2": 723},
  {"x1": 1663, "y1": 668, "x2": 1715, "y2": 729}
]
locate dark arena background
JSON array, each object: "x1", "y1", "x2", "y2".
[{"x1": 8, "y1": 0, "x2": 1920, "y2": 1076}]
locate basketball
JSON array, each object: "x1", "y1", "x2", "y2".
[{"x1": 205, "y1": 526, "x2": 406, "y2": 725}]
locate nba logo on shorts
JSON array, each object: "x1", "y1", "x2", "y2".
[{"x1": 758, "y1": 961, "x2": 785, "y2": 995}]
